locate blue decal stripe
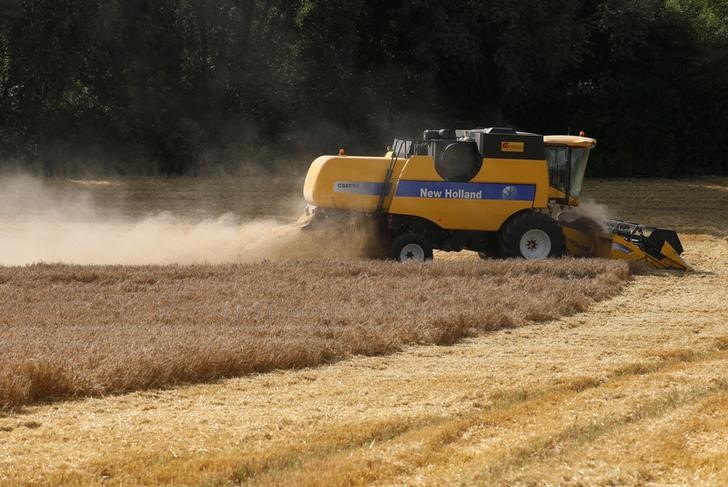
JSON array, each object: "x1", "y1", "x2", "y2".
[{"x1": 395, "y1": 180, "x2": 535, "y2": 201}]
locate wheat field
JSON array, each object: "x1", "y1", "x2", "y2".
[
  {"x1": 0, "y1": 178, "x2": 727, "y2": 486},
  {"x1": 0, "y1": 259, "x2": 627, "y2": 409}
]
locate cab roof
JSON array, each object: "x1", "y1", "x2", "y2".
[{"x1": 544, "y1": 135, "x2": 597, "y2": 149}]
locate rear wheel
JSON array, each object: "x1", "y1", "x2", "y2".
[
  {"x1": 391, "y1": 233, "x2": 433, "y2": 262},
  {"x1": 499, "y1": 212, "x2": 564, "y2": 259}
]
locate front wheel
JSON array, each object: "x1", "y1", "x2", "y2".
[
  {"x1": 391, "y1": 233, "x2": 433, "y2": 262},
  {"x1": 499, "y1": 212, "x2": 564, "y2": 259}
]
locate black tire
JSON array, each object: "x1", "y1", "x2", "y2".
[
  {"x1": 499, "y1": 211, "x2": 564, "y2": 259},
  {"x1": 390, "y1": 233, "x2": 433, "y2": 262}
]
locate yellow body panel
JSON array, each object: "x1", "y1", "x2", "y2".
[
  {"x1": 610, "y1": 236, "x2": 687, "y2": 270},
  {"x1": 657, "y1": 241, "x2": 687, "y2": 270},
  {"x1": 387, "y1": 157, "x2": 549, "y2": 231},
  {"x1": 562, "y1": 225, "x2": 613, "y2": 258},
  {"x1": 303, "y1": 155, "x2": 391, "y2": 212},
  {"x1": 549, "y1": 187, "x2": 566, "y2": 200},
  {"x1": 304, "y1": 153, "x2": 550, "y2": 232}
]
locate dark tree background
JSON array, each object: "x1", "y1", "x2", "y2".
[{"x1": 0, "y1": 0, "x2": 726, "y2": 176}]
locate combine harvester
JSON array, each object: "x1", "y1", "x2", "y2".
[{"x1": 299, "y1": 127, "x2": 686, "y2": 269}]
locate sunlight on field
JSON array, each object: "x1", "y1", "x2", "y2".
[{"x1": 0, "y1": 179, "x2": 727, "y2": 486}]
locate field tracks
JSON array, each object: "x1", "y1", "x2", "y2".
[{"x1": 223, "y1": 339, "x2": 728, "y2": 486}]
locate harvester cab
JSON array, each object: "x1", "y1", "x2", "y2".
[
  {"x1": 300, "y1": 126, "x2": 686, "y2": 269},
  {"x1": 543, "y1": 135, "x2": 595, "y2": 205}
]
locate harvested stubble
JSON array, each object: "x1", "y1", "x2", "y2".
[{"x1": 0, "y1": 258, "x2": 628, "y2": 408}]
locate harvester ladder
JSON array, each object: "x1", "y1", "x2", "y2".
[{"x1": 376, "y1": 139, "x2": 404, "y2": 212}]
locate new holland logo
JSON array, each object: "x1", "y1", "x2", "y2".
[
  {"x1": 395, "y1": 181, "x2": 537, "y2": 202},
  {"x1": 501, "y1": 185, "x2": 519, "y2": 200},
  {"x1": 501, "y1": 141, "x2": 524, "y2": 153}
]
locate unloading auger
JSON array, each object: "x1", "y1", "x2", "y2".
[{"x1": 298, "y1": 126, "x2": 687, "y2": 269}]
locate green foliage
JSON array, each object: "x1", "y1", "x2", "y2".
[{"x1": 0, "y1": 0, "x2": 725, "y2": 176}]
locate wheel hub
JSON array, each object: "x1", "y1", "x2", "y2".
[
  {"x1": 519, "y1": 229, "x2": 551, "y2": 259},
  {"x1": 400, "y1": 243, "x2": 425, "y2": 262}
]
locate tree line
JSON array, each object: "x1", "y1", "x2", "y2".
[{"x1": 0, "y1": 0, "x2": 726, "y2": 177}]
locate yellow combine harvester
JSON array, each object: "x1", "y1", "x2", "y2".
[{"x1": 300, "y1": 127, "x2": 686, "y2": 269}]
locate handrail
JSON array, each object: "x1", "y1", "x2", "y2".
[{"x1": 376, "y1": 138, "x2": 405, "y2": 212}]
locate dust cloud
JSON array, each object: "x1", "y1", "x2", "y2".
[
  {"x1": 0, "y1": 175, "x2": 373, "y2": 266},
  {"x1": 557, "y1": 198, "x2": 613, "y2": 231}
]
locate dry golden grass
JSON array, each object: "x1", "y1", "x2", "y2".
[
  {"x1": 0, "y1": 258, "x2": 627, "y2": 409},
  {"x1": 233, "y1": 349, "x2": 728, "y2": 487},
  {"x1": 1, "y1": 179, "x2": 727, "y2": 487}
]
